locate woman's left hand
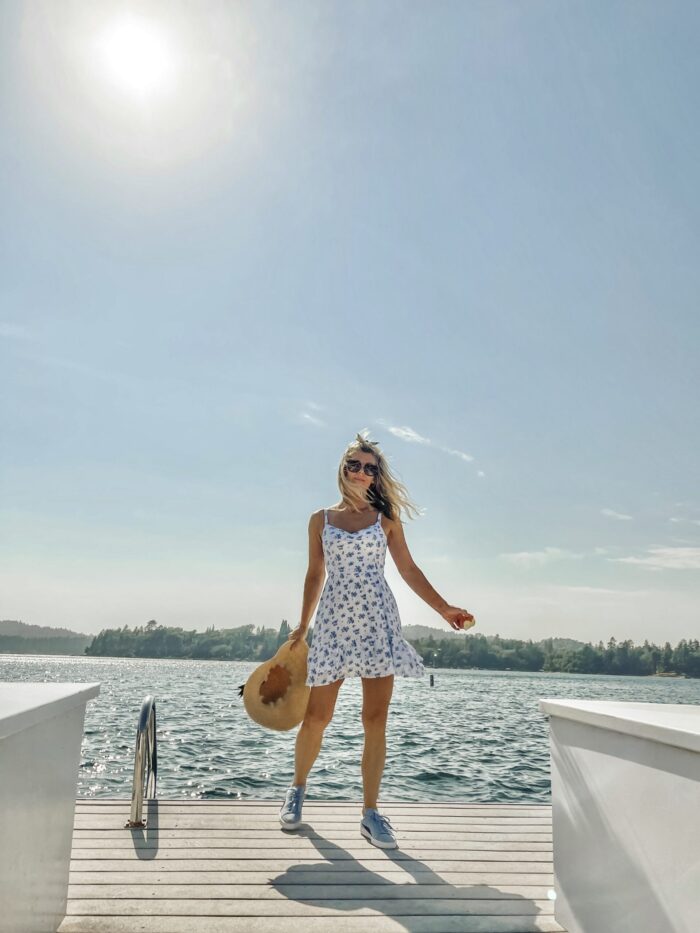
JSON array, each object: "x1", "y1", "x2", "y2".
[{"x1": 440, "y1": 606, "x2": 475, "y2": 631}]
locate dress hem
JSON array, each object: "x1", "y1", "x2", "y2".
[{"x1": 305, "y1": 665, "x2": 425, "y2": 688}]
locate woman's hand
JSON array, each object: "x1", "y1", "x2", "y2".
[
  {"x1": 440, "y1": 606, "x2": 475, "y2": 631},
  {"x1": 288, "y1": 624, "x2": 308, "y2": 650}
]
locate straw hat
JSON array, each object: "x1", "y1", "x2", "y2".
[{"x1": 237, "y1": 638, "x2": 311, "y2": 731}]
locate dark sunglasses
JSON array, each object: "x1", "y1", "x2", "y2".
[{"x1": 345, "y1": 458, "x2": 379, "y2": 478}]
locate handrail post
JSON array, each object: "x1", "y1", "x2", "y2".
[{"x1": 125, "y1": 695, "x2": 157, "y2": 828}]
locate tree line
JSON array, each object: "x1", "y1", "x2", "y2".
[
  {"x1": 82, "y1": 620, "x2": 699, "y2": 677},
  {"x1": 0, "y1": 634, "x2": 92, "y2": 655},
  {"x1": 419, "y1": 632, "x2": 699, "y2": 677}
]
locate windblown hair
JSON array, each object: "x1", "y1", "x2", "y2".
[{"x1": 336, "y1": 432, "x2": 424, "y2": 523}]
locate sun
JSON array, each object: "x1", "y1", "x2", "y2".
[{"x1": 93, "y1": 14, "x2": 176, "y2": 100}]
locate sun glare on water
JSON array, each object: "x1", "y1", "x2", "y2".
[{"x1": 92, "y1": 13, "x2": 177, "y2": 100}]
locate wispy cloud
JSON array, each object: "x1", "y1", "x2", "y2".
[
  {"x1": 442, "y1": 444, "x2": 475, "y2": 463},
  {"x1": 296, "y1": 400, "x2": 328, "y2": 427},
  {"x1": 601, "y1": 508, "x2": 633, "y2": 520},
  {"x1": 17, "y1": 351, "x2": 135, "y2": 386},
  {"x1": 385, "y1": 425, "x2": 432, "y2": 445},
  {"x1": 554, "y1": 585, "x2": 649, "y2": 596},
  {"x1": 500, "y1": 547, "x2": 584, "y2": 566},
  {"x1": 299, "y1": 410, "x2": 325, "y2": 427},
  {"x1": 0, "y1": 322, "x2": 35, "y2": 341},
  {"x1": 376, "y1": 420, "x2": 478, "y2": 469},
  {"x1": 609, "y1": 547, "x2": 700, "y2": 571}
]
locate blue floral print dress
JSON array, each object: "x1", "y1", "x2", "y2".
[{"x1": 305, "y1": 509, "x2": 426, "y2": 687}]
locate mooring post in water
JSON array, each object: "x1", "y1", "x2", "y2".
[{"x1": 430, "y1": 674, "x2": 434, "y2": 687}]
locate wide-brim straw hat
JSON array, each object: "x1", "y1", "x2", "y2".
[{"x1": 238, "y1": 638, "x2": 311, "y2": 731}]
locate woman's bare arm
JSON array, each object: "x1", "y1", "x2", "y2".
[
  {"x1": 298, "y1": 511, "x2": 326, "y2": 631},
  {"x1": 386, "y1": 515, "x2": 475, "y2": 629}
]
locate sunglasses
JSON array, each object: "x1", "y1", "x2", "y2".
[{"x1": 345, "y1": 458, "x2": 379, "y2": 478}]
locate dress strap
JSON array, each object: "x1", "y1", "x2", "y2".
[
  {"x1": 375, "y1": 509, "x2": 382, "y2": 524},
  {"x1": 323, "y1": 509, "x2": 328, "y2": 526}
]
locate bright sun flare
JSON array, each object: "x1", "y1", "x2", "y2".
[{"x1": 93, "y1": 14, "x2": 176, "y2": 99}]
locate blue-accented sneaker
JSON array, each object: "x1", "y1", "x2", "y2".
[
  {"x1": 360, "y1": 807, "x2": 398, "y2": 849},
  {"x1": 279, "y1": 784, "x2": 306, "y2": 829}
]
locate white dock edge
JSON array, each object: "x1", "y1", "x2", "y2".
[
  {"x1": 0, "y1": 682, "x2": 100, "y2": 933},
  {"x1": 539, "y1": 698, "x2": 700, "y2": 933}
]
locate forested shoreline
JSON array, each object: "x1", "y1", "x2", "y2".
[
  {"x1": 0, "y1": 635, "x2": 92, "y2": 655},
  {"x1": 3, "y1": 617, "x2": 696, "y2": 677},
  {"x1": 80, "y1": 619, "x2": 699, "y2": 678}
]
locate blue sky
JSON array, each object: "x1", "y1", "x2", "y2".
[{"x1": 1, "y1": 1, "x2": 698, "y2": 643}]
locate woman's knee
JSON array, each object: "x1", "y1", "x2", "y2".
[
  {"x1": 303, "y1": 680, "x2": 342, "y2": 726},
  {"x1": 303, "y1": 706, "x2": 333, "y2": 729},
  {"x1": 361, "y1": 707, "x2": 389, "y2": 728},
  {"x1": 360, "y1": 674, "x2": 393, "y2": 728}
]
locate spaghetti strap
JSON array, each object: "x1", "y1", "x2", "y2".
[
  {"x1": 375, "y1": 510, "x2": 382, "y2": 524},
  {"x1": 323, "y1": 509, "x2": 328, "y2": 525}
]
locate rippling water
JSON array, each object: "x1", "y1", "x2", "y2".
[{"x1": 2, "y1": 654, "x2": 698, "y2": 804}]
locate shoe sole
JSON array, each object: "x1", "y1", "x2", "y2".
[{"x1": 360, "y1": 823, "x2": 398, "y2": 849}]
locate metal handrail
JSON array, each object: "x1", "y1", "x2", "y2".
[{"x1": 125, "y1": 695, "x2": 157, "y2": 828}]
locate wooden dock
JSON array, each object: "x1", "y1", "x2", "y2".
[{"x1": 58, "y1": 799, "x2": 566, "y2": 932}]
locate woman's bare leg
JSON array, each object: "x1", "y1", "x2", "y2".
[
  {"x1": 293, "y1": 678, "x2": 344, "y2": 786},
  {"x1": 360, "y1": 674, "x2": 394, "y2": 812}
]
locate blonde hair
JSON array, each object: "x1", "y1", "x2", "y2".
[{"x1": 335, "y1": 432, "x2": 423, "y2": 522}]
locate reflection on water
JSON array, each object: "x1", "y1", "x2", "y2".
[{"x1": 1, "y1": 654, "x2": 698, "y2": 802}]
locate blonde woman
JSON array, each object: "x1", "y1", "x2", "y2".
[{"x1": 279, "y1": 433, "x2": 475, "y2": 848}]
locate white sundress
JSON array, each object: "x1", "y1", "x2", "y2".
[{"x1": 305, "y1": 508, "x2": 426, "y2": 687}]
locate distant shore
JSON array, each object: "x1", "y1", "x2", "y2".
[
  {"x1": 0, "y1": 650, "x2": 691, "y2": 679},
  {"x1": 2, "y1": 620, "x2": 698, "y2": 678}
]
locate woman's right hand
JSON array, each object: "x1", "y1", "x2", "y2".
[{"x1": 288, "y1": 624, "x2": 308, "y2": 650}]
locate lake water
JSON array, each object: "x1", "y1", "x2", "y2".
[{"x1": 2, "y1": 654, "x2": 698, "y2": 805}]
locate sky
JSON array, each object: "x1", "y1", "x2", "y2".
[{"x1": 1, "y1": 1, "x2": 698, "y2": 645}]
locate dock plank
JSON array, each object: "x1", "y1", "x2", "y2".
[
  {"x1": 59, "y1": 917, "x2": 566, "y2": 933},
  {"x1": 69, "y1": 853, "x2": 553, "y2": 867},
  {"x1": 58, "y1": 800, "x2": 566, "y2": 933}
]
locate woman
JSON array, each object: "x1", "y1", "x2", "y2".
[{"x1": 279, "y1": 433, "x2": 475, "y2": 849}]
